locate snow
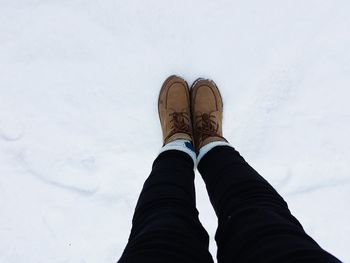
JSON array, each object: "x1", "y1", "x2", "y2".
[{"x1": 0, "y1": 0, "x2": 349, "y2": 262}]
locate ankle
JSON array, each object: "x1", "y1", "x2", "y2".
[
  {"x1": 198, "y1": 136, "x2": 227, "y2": 151},
  {"x1": 165, "y1": 133, "x2": 193, "y2": 145},
  {"x1": 160, "y1": 139, "x2": 197, "y2": 166}
]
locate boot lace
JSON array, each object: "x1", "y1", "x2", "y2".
[
  {"x1": 165, "y1": 111, "x2": 192, "y2": 142},
  {"x1": 195, "y1": 113, "x2": 221, "y2": 145}
]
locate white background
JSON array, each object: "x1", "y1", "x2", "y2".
[{"x1": 0, "y1": 0, "x2": 349, "y2": 262}]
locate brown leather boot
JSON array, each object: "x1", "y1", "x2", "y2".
[
  {"x1": 158, "y1": 75, "x2": 193, "y2": 145},
  {"x1": 191, "y1": 78, "x2": 227, "y2": 151}
]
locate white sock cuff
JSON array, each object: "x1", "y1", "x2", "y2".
[
  {"x1": 159, "y1": 139, "x2": 197, "y2": 166},
  {"x1": 197, "y1": 141, "x2": 232, "y2": 165}
]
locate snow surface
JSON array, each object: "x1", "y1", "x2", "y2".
[{"x1": 1, "y1": 0, "x2": 349, "y2": 262}]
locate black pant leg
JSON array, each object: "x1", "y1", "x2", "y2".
[
  {"x1": 118, "y1": 150, "x2": 214, "y2": 263},
  {"x1": 198, "y1": 146, "x2": 341, "y2": 263}
]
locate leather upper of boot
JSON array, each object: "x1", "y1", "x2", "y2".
[
  {"x1": 158, "y1": 75, "x2": 193, "y2": 145},
  {"x1": 191, "y1": 79, "x2": 226, "y2": 150}
]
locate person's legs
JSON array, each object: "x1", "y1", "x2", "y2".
[
  {"x1": 118, "y1": 76, "x2": 213, "y2": 262},
  {"x1": 191, "y1": 78, "x2": 341, "y2": 263},
  {"x1": 198, "y1": 144, "x2": 341, "y2": 263},
  {"x1": 118, "y1": 148, "x2": 213, "y2": 263}
]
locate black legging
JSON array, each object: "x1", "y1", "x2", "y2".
[{"x1": 118, "y1": 146, "x2": 341, "y2": 263}]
